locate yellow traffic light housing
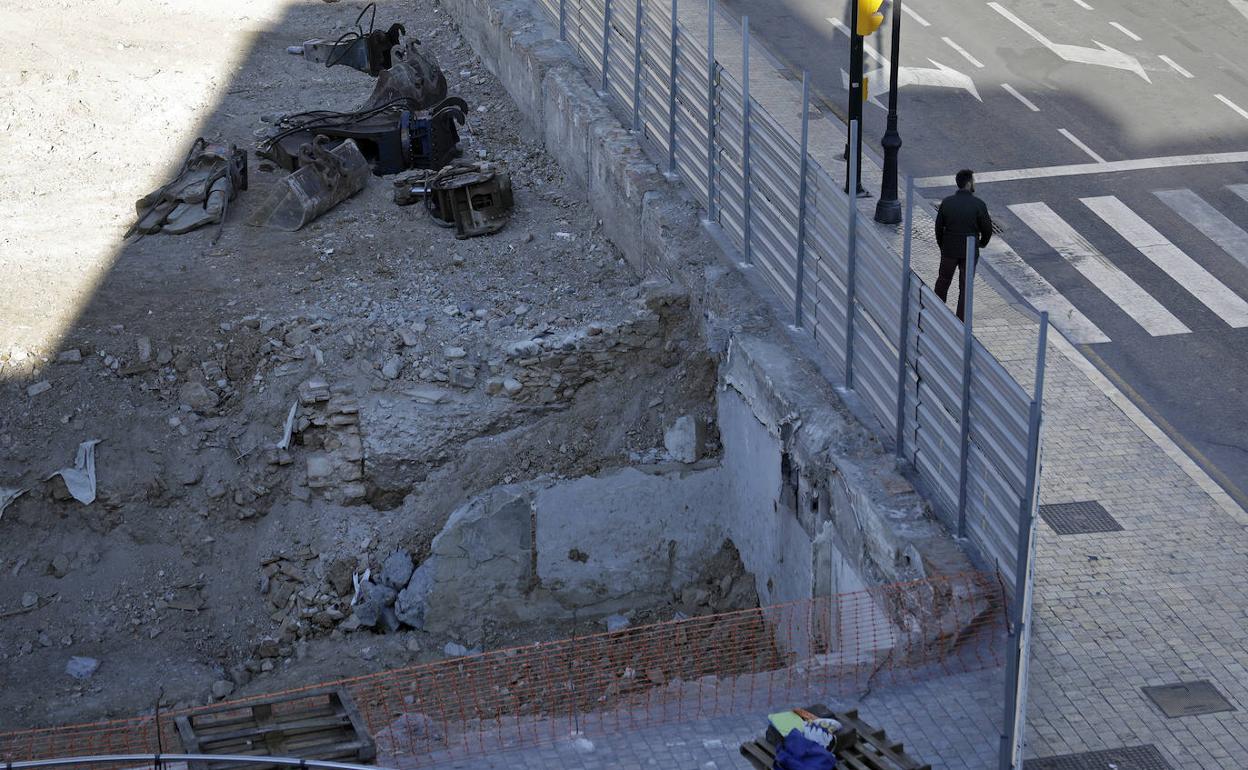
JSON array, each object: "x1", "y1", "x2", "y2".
[{"x1": 857, "y1": 0, "x2": 885, "y2": 35}]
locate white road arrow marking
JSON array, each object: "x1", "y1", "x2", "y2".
[
  {"x1": 864, "y1": 59, "x2": 983, "y2": 101},
  {"x1": 824, "y1": 21, "x2": 982, "y2": 101},
  {"x1": 988, "y1": 2, "x2": 1151, "y2": 81}
]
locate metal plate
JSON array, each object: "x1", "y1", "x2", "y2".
[
  {"x1": 1142, "y1": 680, "x2": 1236, "y2": 718},
  {"x1": 1026, "y1": 745, "x2": 1171, "y2": 769},
  {"x1": 1038, "y1": 500, "x2": 1122, "y2": 535}
]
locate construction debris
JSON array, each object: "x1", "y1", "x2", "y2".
[
  {"x1": 129, "y1": 139, "x2": 247, "y2": 242},
  {"x1": 248, "y1": 139, "x2": 370, "y2": 231},
  {"x1": 45, "y1": 439, "x2": 103, "y2": 505}
]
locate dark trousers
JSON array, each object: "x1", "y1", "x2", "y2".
[{"x1": 934, "y1": 254, "x2": 967, "y2": 320}]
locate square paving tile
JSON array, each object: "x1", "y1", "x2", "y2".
[
  {"x1": 1142, "y1": 680, "x2": 1236, "y2": 718},
  {"x1": 1026, "y1": 744, "x2": 1171, "y2": 769},
  {"x1": 1038, "y1": 501, "x2": 1123, "y2": 535}
]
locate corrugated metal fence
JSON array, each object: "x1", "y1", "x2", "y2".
[{"x1": 533, "y1": 2, "x2": 1048, "y2": 765}]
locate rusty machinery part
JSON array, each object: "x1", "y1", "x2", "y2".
[
  {"x1": 248, "y1": 138, "x2": 370, "y2": 231},
  {"x1": 359, "y1": 38, "x2": 449, "y2": 112},
  {"x1": 128, "y1": 138, "x2": 248, "y2": 243},
  {"x1": 258, "y1": 97, "x2": 468, "y2": 177},
  {"x1": 396, "y1": 163, "x2": 514, "y2": 239},
  {"x1": 294, "y1": 3, "x2": 407, "y2": 77}
]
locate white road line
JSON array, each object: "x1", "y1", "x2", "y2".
[
  {"x1": 902, "y1": 4, "x2": 931, "y2": 27},
  {"x1": 915, "y1": 151, "x2": 1248, "y2": 186},
  {"x1": 981, "y1": 240, "x2": 1111, "y2": 344},
  {"x1": 1231, "y1": 0, "x2": 1248, "y2": 22},
  {"x1": 1048, "y1": 332, "x2": 1248, "y2": 526},
  {"x1": 1158, "y1": 54, "x2": 1194, "y2": 78},
  {"x1": 1109, "y1": 21, "x2": 1141, "y2": 41},
  {"x1": 1215, "y1": 93, "x2": 1248, "y2": 121},
  {"x1": 1083, "y1": 195, "x2": 1248, "y2": 327},
  {"x1": 1156, "y1": 189, "x2": 1248, "y2": 272},
  {"x1": 1001, "y1": 83, "x2": 1040, "y2": 111},
  {"x1": 941, "y1": 36, "x2": 985, "y2": 68},
  {"x1": 1071, "y1": 0, "x2": 1094, "y2": 8},
  {"x1": 1010, "y1": 202, "x2": 1191, "y2": 336},
  {"x1": 1231, "y1": 183, "x2": 1248, "y2": 207},
  {"x1": 1058, "y1": 128, "x2": 1107, "y2": 163}
]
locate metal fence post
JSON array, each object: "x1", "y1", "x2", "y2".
[
  {"x1": 632, "y1": 0, "x2": 643, "y2": 131},
  {"x1": 741, "y1": 15, "x2": 753, "y2": 264},
  {"x1": 956, "y1": 234, "x2": 976, "y2": 538},
  {"x1": 559, "y1": 0, "x2": 567, "y2": 41},
  {"x1": 668, "y1": 0, "x2": 679, "y2": 174},
  {"x1": 893, "y1": 176, "x2": 915, "y2": 458},
  {"x1": 601, "y1": 0, "x2": 612, "y2": 94},
  {"x1": 1000, "y1": 312, "x2": 1048, "y2": 770},
  {"x1": 844, "y1": 120, "x2": 860, "y2": 388},
  {"x1": 794, "y1": 71, "x2": 811, "y2": 328},
  {"x1": 706, "y1": 0, "x2": 717, "y2": 221}
]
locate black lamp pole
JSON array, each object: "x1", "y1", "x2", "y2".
[
  {"x1": 873, "y1": 0, "x2": 903, "y2": 224},
  {"x1": 844, "y1": 0, "x2": 867, "y2": 196}
]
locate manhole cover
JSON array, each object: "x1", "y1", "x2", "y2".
[
  {"x1": 1026, "y1": 745, "x2": 1171, "y2": 769},
  {"x1": 1143, "y1": 680, "x2": 1236, "y2": 717},
  {"x1": 1038, "y1": 500, "x2": 1123, "y2": 535}
]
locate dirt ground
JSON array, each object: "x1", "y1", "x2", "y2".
[{"x1": 0, "y1": 0, "x2": 728, "y2": 731}]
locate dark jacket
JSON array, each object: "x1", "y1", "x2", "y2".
[{"x1": 935, "y1": 189, "x2": 993, "y2": 260}]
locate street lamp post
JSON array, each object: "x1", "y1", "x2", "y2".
[{"x1": 874, "y1": 0, "x2": 903, "y2": 224}]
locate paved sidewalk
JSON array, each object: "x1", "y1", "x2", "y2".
[{"x1": 693, "y1": 7, "x2": 1248, "y2": 765}]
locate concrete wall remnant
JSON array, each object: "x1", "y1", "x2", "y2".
[{"x1": 438, "y1": 0, "x2": 986, "y2": 624}]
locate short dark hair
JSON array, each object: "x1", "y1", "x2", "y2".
[{"x1": 955, "y1": 169, "x2": 975, "y2": 189}]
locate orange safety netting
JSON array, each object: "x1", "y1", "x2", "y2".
[{"x1": 0, "y1": 571, "x2": 1004, "y2": 767}]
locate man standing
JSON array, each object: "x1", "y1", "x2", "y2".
[{"x1": 934, "y1": 169, "x2": 993, "y2": 320}]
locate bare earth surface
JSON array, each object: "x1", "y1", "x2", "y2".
[{"x1": 0, "y1": 0, "x2": 721, "y2": 730}]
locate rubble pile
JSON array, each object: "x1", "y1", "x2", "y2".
[{"x1": 0, "y1": 0, "x2": 742, "y2": 731}]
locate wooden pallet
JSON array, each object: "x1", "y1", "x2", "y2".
[
  {"x1": 739, "y1": 707, "x2": 931, "y2": 770},
  {"x1": 174, "y1": 688, "x2": 376, "y2": 770}
]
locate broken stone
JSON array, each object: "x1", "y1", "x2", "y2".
[
  {"x1": 381, "y1": 356, "x2": 403, "y2": 380},
  {"x1": 448, "y1": 365, "x2": 476, "y2": 389},
  {"x1": 502, "y1": 377, "x2": 523, "y2": 396},
  {"x1": 299, "y1": 377, "x2": 331, "y2": 404},
  {"x1": 379, "y1": 550, "x2": 414, "y2": 590},
  {"x1": 443, "y1": 642, "x2": 478, "y2": 658},
  {"x1": 664, "y1": 415, "x2": 705, "y2": 464},
  {"x1": 179, "y1": 381, "x2": 218, "y2": 410},
  {"x1": 408, "y1": 385, "x2": 450, "y2": 404},
  {"x1": 605, "y1": 614, "x2": 630, "y2": 632},
  {"x1": 211, "y1": 680, "x2": 235, "y2": 700},
  {"x1": 65, "y1": 656, "x2": 100, "y2": 679},
  {"x1": 284, "y1": 326, "x2": 313, "y2": 347},
  {"x1": 353, "y1": 581, "x2": 398, "y2": 628},
  {"x1": 398, "y1": 328, "x2": 421, "y2": 347},
  {"x1": 49, "y1": 555, "x2": 71, "y2": 578},
  {"x1": 175, "y1": 464, "x2": 203, "y2": 486},
  {"x1": 26, "y1": 381, "x2": 51, "y2": 398},
  {"x1": 444, "y1": 346, "x2": 467, "y2": 360},
  {"x1": 137, "y1": 337, "x2": 152, "y2": 363},
  {"x1": 57, "y1": 349, "x2": 83, "y2": 364},
  {"x1": 326, "y1": 558, "x2": 355, "y2": 596},
  {"x1": 485, "y1": 377, "x2": 504, "y2": 395},
  {"x1": 156, "y1": 347, "x2": 174, "y2": 365},
  {"x1": 306, "y1": 454, "x2": 334, "y2": 487},
  {"x1": 21, "y1": 591, "x2": 38, "y2": 608}
]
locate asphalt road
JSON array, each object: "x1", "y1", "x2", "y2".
[{"x1": 718, "y1": 0, "x2": 1248, "y2": 509}]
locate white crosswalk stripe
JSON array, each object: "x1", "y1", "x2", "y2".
[
  {"x1": 1009, "y1": 201, "x2": 1191, "y2": 336},
  {"x1": 1082, "y1": 196, "x2": 1248, "y2": 327},
  {"x1": 1229, "y1": 183, "x2": 1248, "y2": 209},
  {"x1": 1156, "y1": 188, "x2": 1248, "y2": 272}
]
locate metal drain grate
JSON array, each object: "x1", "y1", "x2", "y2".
[
  {"x1": 1143, "y1": 680, "x2": 1236, "y2": 717},
  {"x1": 1039, "y1": 500, "x2": 1123, "y2": 535},
  {"x1": 1026, "y1": 745, "x2": 1171, "y2": 769}
]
